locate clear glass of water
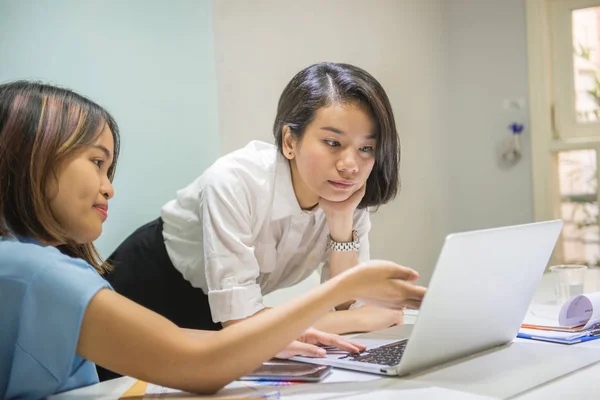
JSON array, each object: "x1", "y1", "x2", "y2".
[{"x1": 549, "y1": 264, "x2": 588, "y2": 305}]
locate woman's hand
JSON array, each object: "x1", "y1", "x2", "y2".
[
  {"x1": 319, "y1": 185, "x2": 366, "y2": 241},
  {"x1": 274, "y1": 327, "x2": 366, "y2": 359},
  {"x1": 319, "y1": 185, "x2": 366, "y2": 220},
  {"x1": 336, "y1": 260, "x2": 426, "y2": 310}
]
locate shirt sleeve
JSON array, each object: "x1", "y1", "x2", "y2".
[
  {"x1": 201, "y1": 172, "x2": 265, "y2": 323},
  {"x1": 15, "y1": 256, "x2": 110, "y2": 389}
]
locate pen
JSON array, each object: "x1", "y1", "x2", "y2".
[
  {"x1": 247, "y1": 390, "x2": 281, "y2": 399},
  {"x1": 217, "y1": 391, "x2": 280, "y2": 400}
]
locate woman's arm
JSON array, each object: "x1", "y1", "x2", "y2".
[
  {"x1": 327, "y1": 212, "x2": 359, "y2": 276},
  {"x1": 312, "y1": 306, "x2": 404, "y2": 334},
  {"x1": 78, "y1": 281, "x2": 345, "y2": 394},
  {"x1": 320, "y1": 187, "x2": 371, "y2": 310},
  {"x1": 327, "y1": 214, "x2": 360, "y2": 311},
  {"x1": 314, "y1": 200, "x2": 408, "y2": 335},
  {"x1": 77, "y1": 261, "x2": 425, "y2": 394},
  {"x1": 221, "y1": 307, "x2": 363, "y2": 357}
]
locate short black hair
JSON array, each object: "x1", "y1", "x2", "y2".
[{"x1": 273, "y1": 62, "x2": 400, "y2": 209}]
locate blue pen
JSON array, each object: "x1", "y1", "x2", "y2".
[{"x1": 248, "y1": 390, "x2": 280, "y2": 399}]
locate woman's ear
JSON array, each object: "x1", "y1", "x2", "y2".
[{"x1": 282, "y1": 125, "x2": 296, "y2": 160}]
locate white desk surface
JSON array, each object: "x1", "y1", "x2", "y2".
[{"x1": 50, "y1": 269, "x2": 600, "y2": 400}]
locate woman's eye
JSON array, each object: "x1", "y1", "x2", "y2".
[
  {"x1": 324, "y1": 140, "x2": 341, "y2": 147},
  {"x1": 360, "y1": 146, "x2": 374, "y2": 153},
  {"x1": 92, "y1": 159, "x2": 104, "y2": 168}
]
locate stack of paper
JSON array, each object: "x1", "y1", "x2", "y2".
[{"x1": 518, "y1": 292, "x2": 600, "y2": 344}]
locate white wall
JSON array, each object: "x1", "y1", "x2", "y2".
[
  {"x1": 446, "y1": 0, "x2": 534, "y2": 232},
  {"x1": 0, "y1": 0, "x2": 221, "y2": 257},
  {"x1": 213, "y1": 0, "x2": 451, "y2": 296}
]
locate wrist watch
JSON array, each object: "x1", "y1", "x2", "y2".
[{"x1": 327, "y1": 229, "x2": 360, "y2": 252}]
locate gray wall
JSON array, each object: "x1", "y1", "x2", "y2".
[
  {"x1": 446, "y1": 0, "x2": 534, "y2": 233},
  {"x1": 213, "y1": 0, "x2": 534, "y2": 295},
  {"x1": 213, "y1": 0, "x2": 451, "y2": 288},
  {"x1": 0, "y1": 0, "x2": 220, "y2": 257}
]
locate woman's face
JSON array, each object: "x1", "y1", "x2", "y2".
[
  {"x1": 284, "y1": 103, "x2": 377, "y2": 209},
  {"x1": 47, "y1": 125, "x2": 115, "y2": 244}
]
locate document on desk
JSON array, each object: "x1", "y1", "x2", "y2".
[
  {"x1": 121, "y1": 368, "x2": 382, "y2": 399},
  {"x1": 120, "y1": 380, "x2": 281, "y2": 399},
  {"x1": 519, "y1": 291, "x2": 600, "y2": 343},
  {"x1": 341, "y1": 387, "x2": 497, "y2": 400},
  {"x1": 144, "y1": 383, "x2": 280, "y2": 399},
  {"x1": 523, "y1": 292, "x2": 600, "y2": 331}
]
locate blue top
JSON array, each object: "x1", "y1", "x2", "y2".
[{"x1": 0, "y1": 237, "x2": 111, "y2": 400}]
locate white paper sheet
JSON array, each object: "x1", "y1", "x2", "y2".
[
  {"x1": 523, "y1": 292, "x2": 600, "y2": 331},
  {"x1": 559, "y1": 291, "x2": 600, "y2": 329},
  {"x1": 523, "y1": 304, "x2": 561, "y2": 326},
  {"x1": 321, "y1": 369, "x2": 382, "y2": 383},
  {"x1": 341, "y1": 387, "x2": 498, "y2": 399},
  {"x1": 142, "y1": 368, "x2": 380, "y2": 398},
  {"x1": 145, "y1": 382, "x2": 279, "y2": 399}
]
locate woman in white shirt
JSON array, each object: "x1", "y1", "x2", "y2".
[{"x1": 100, "y1": 62, "x2": 404, "y2": 379}]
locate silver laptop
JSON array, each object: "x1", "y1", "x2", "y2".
[{"x1": 293, "y1": 220, "x2": 563, "y2": 376}]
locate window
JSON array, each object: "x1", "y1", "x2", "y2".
[
  {"x1": 528, "y1": 0, "x2": 600, "y2": 266},
  {"x1": 558, "y1": 150, "x2": 599, "y2": 265},
  {"x1": 551, "y1": 1, "x2": 600, "y2": 137}
]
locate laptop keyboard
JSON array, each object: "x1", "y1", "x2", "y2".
[{"x1": 338, "y1": 340, "x2": 408, "y2": 366}]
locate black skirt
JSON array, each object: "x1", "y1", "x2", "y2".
[{"x1": 96, "y1": 217, "x2": 221, "y2": 381}]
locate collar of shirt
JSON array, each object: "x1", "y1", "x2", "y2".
[
  {"x1": 270, "y1": 152, "x2": 320, "y2": 221},
  {"x1": 0, "y1": 235, "x2": 43, "y2": 246},
  {"x1": 17, "y1": 236, "x2": 42, "y2": 246}
]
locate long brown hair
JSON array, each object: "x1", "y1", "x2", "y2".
[
  {"x1": 0, "y1": 81, "x2": 120, "y2": 273},
  {"x1": 273, "y1": 62, "x2": 400, "y2": 209}
]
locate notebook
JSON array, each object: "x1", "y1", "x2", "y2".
[{"x1": 519, "y1": 291, "x2": 600, "y2": 344}]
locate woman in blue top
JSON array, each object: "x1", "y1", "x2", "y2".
[{"x1": 0, "y1": 81, "x2": 425, "y2": 399}]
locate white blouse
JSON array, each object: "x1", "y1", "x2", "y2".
[{"x1": 161, "y1": 141, "x2": 371, "y2": 323}]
